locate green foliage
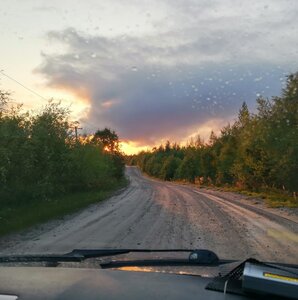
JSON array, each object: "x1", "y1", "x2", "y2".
[
  {"x1": 160, "y1": 155, "x2": 181, "y2": 181},
  {"x1": 93, "y1": 127, "x2": 120, "y2": 152},
  {"x1": 0, "y1": 99, "x2": 125, "y2": 206},
  {"x1": 128, "y1": 72, "x2": 298, "y2": 197},
  {"x1": 175, "y1": 152, "x2": 197, "y2": 183}
]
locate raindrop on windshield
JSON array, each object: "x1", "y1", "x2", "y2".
[
  {"x1": 131, "y1": 66, "x2": 138, "y2": 72},
  {"x1": 254, "y1": 77, "x2": 263, "y2": 82}
]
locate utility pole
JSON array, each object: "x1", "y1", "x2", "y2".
[{"x1": 71, "y1": 121, "x2": 82, "y2": 142}]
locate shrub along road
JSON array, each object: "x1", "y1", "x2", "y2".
[{"x1": 0, "y1": 166, "x2": 297, "y2": 263}]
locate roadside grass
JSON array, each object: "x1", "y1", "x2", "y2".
[
  {"x1": 0, "y1": 178, "x2": 128, "y2": 237},
  {"x1": 215, "y1": 186, "x2": 298, "y2": 208},
  {"x1": 143, "y1": 172, "x2": 297, "y2": 208}
]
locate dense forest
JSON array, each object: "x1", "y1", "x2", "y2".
[
  {"x1": 128, "y1": 73, "x2": 298, "y2": 197},
  {"x1": 0, "y1": 93, "x2": 125, "y2": 204}
]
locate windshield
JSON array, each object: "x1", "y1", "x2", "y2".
[{"x1": 0, "y1": 0, "x2": 297, "y2": 266}]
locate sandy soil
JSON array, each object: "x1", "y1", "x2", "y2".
[{"x1": 0, "y1": 166, "x2": 297, "y2": 264}]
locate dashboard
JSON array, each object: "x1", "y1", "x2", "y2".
[{"x1": 0, "y1": 266, "x2": 266, "y2": 300}]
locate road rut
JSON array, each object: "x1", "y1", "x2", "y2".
[{"x1": 0, "y1": 166, "x2": 297, "y2": 263}]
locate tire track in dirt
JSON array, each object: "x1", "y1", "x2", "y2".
[{"x1": 0, "y1": 167, "x2": 297, "y2": 264}]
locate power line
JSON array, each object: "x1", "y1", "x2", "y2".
[{"x1": 0, "y1": 70, "x2": 48, "y2": 101}]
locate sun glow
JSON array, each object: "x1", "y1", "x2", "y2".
[
  {"x1": 41, "y1": 86, "x2": 91, "y2": 120},
  {"x1": 120, "y1": 141, "x2": 149, "y2": 155}
]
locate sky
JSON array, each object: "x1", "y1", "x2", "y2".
[{"x1": 1, "y1": 0, "x2": 298, "y2": 154}]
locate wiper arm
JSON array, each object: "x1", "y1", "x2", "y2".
[
  {"x1": 0, "y1": 249, "x2": 197, "y2": 263},
  {"x1": 0, "y1": 249, "x2": 216, "y2": 264},
  {"x1": 69, "y1": 249, "x2": 234, "y2": 268},
  {"x1": 0, "y1": 249, "x2": 138, "y2": 263},
  {"x1": 0, "y1": 249, "x2": 194, "y2": 263},
  {"x1": 0, "y1": 250, "x2": 126, "y2": 263},
  {"x1": 66, "y1": 248, "x2": 195, "y2": 258},
  {"x1": 56, "y1": 248, "x2": 226, "y2": 266}
]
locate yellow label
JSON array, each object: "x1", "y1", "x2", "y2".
[{"x1": 264, "y1": 272, "x2": 298, "y2": 283}]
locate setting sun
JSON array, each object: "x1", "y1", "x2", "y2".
[{"x1": 120, "y1": 141, "x2": 149, "y2": 155}]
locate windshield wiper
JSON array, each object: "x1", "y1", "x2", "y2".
[
  {"x1": 0, "y1": 249, "x2": 224, "y2": 265},
  {"x1": 1, "y1": 249, "x2": 297, "y2": 270},
  {"x1": 68, "y1": 248, "x2": 194, "y2": 258}
]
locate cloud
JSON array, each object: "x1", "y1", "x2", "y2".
[{"x1": 35, "y1": 0, "x2": 298, "y2": 146}]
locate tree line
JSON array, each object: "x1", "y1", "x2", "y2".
[
  {"x1": 128, "y1": 73, "x2": 298, "y2": 196},
  {"x1": 0, "y1": 93, "x2": 125, "y2": 205}
]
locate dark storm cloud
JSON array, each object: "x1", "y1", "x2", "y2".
[{"x1": 36, "y1": 0, "x2": 298, "y2": 145}]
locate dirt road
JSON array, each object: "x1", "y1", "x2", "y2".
[{"x1": 1, "y1": 166, "x2": 297, "y2": 263}]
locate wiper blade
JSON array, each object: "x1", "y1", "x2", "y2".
[
  {"x1": 0, "y1": 249, "x2": 194, "y2": 263},
  {"x1": 0, "y1": 249, "x2": 138, "y2": 263},
  {"x1": 0, "y1": 254, "x2": 83, "y2": 263},
  {"x1": 60, "y1": 248, "x2": 225, "y2": 266},
  {"x1": 69, "y1": 249, "x2": 233, "y2": 268},
  {"x1": 0, "y1": 248, "x2": 215, "y2": 264},
  {"x1": 66, "y1": 248, "x2": 195, "y2": 258}
]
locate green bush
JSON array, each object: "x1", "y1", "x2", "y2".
[{"x1": 0, "y1": 98, "x2": 125, "y2": 205}]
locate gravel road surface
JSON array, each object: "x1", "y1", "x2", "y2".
[{"x1": 1, "y1": 166, "x2": 297, "y2": 263}]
